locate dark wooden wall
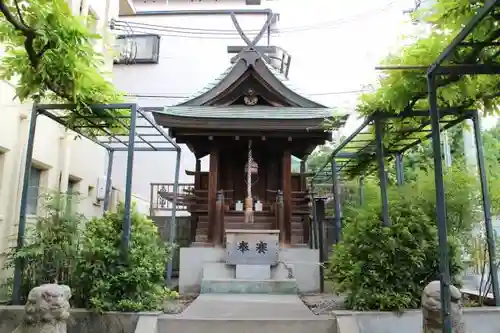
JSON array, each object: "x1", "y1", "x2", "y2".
[{"x1": 219, "y1": 148, "x2": 281, "y2": 205}]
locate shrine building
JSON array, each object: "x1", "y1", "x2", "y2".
[{"x1": 153, "y1": 48, "x2": 346, "y2": 294}]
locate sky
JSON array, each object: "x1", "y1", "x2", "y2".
[
  {"x1": 267, "y1": 0, "x2": 418, "y2": 135},
  {"x1": 261, "y1": 0, "x2": 498, "y2": 135}
]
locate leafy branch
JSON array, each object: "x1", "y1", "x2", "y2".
[
  {"x1": 0, "y1": 0, "x2": 126, "y2": 136},
  {"x1": 0, "y1": 1, "x2": 52, "y2": 84},
  {"x1": 327, "y1": 0, "x2": 500, "y2": 177}
]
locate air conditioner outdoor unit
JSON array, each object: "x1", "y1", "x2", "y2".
[{"x1": 96, "y1": 176, "x2": 109, "y2": 201}]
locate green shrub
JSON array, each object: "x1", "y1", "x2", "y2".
[
  {"x1": 3, "y1": 192, "x2": 83, "y2": 303},
  {"x1": 73, "y1": 203, "x2": 177, "y2": 312},
  {"x1": 326, "y1": 169, "x2": 473, "y2": 311}
]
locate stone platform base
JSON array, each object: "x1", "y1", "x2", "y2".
[
  {"x1": 179, "y1": 247, "x2": 319, "y2": 294},
  {"x1": 200, "y1": 262, "x2": 297, "y2": 294},
  {"x1": 201, "y1": 278, "x2": 298, "y2": 294}
]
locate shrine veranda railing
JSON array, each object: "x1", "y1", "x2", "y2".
[{"x1": 150, "y1": 182, "x2": 193, "y2": 213}]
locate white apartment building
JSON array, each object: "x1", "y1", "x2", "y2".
[{"x1": 0, "y1": 0, "x2": 140, "y2": 269}]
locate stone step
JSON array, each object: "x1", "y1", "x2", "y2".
[
  {"x1": 158, "y1": 317, "x2": 336, "y2": 333},
  {"x1": 201, "y1": 278, "x2": 298, "y2": 294},
  {"x1": 158, "y1": 294, "x2": 335, "y2": 333},
  {"x1": 198, "y1": 215, "x2": 304, "y2": 222},
  {"x1": 196, "y1": 225, "x2": 304, "y2": 236},
  {"x1": 197, "y1": 222, "x2": 304, "y2": 230},
  {"x1": 194, "y1": 234, "x2": 305, "y2": 244}
]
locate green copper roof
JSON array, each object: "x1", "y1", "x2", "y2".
[
  {"x1": 174, "y1": 50, "x2": 327, "y2": 108},
  {"x1": 162, "y1": 105, "x2": 337, "y2": 119}
]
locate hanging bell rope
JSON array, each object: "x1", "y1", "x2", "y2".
[{"x1": 245, "y1": 139, "x2": 254, "y2": 223}]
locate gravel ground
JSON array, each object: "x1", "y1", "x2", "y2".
[
  {"x1": 163, "y1": 294, "x2": 198, "y2": 314},
  {"x1": 300, "y1": 293, "x2": 346, "y2": 315}
]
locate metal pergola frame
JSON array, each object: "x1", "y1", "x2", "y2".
[
  {"x1": 312, "y1": 108, "x2": 474, "y2": 232},
  {"x1": 12, "y1": 103, "x2": 182, "y2": 305},
  {"x1": 426, "y1": 2, "x2": 500, "y2": 332},
  {"x1": 310, "y1": 4, "x2": 500, "y2": 330}
]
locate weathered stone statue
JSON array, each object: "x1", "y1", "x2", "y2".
[
  {"x1": 12, "y1": 284, "x2": 72, "y2": 333},
  {"x1": 422, "y1": 280, "x2": 466, "y2": 333}
]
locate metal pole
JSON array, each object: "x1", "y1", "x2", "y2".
[
  {"x1": 166, "y1": 148, "x2": 181, "y2": 283},
  {"x1": 121, "y1": 104, "x2": 137, "y2": 256},
  {"x1": 315, "y1": 198, "x2": 325, "y2": 293},
  {"x1": 395, "y1": 153, "x2": 404, "y2": 186},
  {"x1": 12, "y1": 105, "x2": 38, "y2": 305},
  {"x1": 309, "y1": 183, "x2": 315, "y2": 249},
  {"x1": 427, "y1": 73, "x2": 452, "y2": 333},
  {"x1": 375, "y1": 118, "x2": 390, "y2": 226},
  {"x1": 331, "y1": 160, "x2": 341, "y2": 244},
  {"x1": 359, "y1": 176, "x2": 364, "y2": 206},
  {"x1": 311, "y1": 198, "x2": 318, "y2": 250},
  {"x1": 103, "y1": 149, "x2": 114, "y2": 213},
  {"x1": 472, "y1": 111, "x2": 500, "y2": 305}
]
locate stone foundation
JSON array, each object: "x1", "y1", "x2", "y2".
[{"x1": 178, "y1": 247, "x2": 320, "y2": 294}]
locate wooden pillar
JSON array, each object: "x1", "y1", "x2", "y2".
[
  {"x1": 282, "y1": 150, "x2": 292, "y2": 245},
  {"x1": 276, "y1": 190, "x2": 285, "y2": 243},
  {"x1": 191, "y1": 158, "x2": 202, "y2": 243},
  {"x1": 300, "y1": 159, "x2": 306, "y2": 191},
  {"x1": 207, "y1": 149, "x2": 219, "y2": 244},
  {"x1": 214, "y1": 190, "x2": 225, "y2": 246},
  {"x1": 226, "y1": 156, "x2": 234, "y2": 206},
  {"x1": 194, "y1": 158, "x2": 201, "y2": 190}
]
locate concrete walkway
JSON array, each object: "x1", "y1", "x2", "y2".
[
  {"x1": 178, "y1": 294, "x2": 316, "y2": 319},
  {"x1": 158, "y1": 294, "x2": 335, "y2": 333}
]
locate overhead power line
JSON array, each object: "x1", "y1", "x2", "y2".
[
  {"x1": 125, "y1": 89, "x2": 372, "y2": 99},
  {"x1": 112, "y1": 0, "x2": 405, "y2": 38}
]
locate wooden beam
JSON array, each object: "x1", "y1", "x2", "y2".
[
  {"x1": 207, "y1": 148, "x2": 219, "y2": 244},
  {"x1": 282, "y1": 150, "x2": 292, "y2": 245}
]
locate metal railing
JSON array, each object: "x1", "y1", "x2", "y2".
[{"x1": 150, "y1": 183, "x2": 194, "y2": 212}]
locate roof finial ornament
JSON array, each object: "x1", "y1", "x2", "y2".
[
  {"x1": 230, "y1": 12, "x2": 273, "y2": 66},
  {"x1": 244, "y1": 88, "x2": 259, "y2": 106}
]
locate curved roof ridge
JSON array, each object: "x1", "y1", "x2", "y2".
[{"x1": 174, "y1": 49, "x2": 327, "y2": 108}]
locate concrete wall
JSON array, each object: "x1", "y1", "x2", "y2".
[
  {"x1": 334, "y1": 308, "x2": 500, "y2": 333},
  {"x1": 0, "y1": 0, "x2": 142, "y2": 277},
  {"x1": 0, "y1": 306, "x2": 156, "y2": 333}
]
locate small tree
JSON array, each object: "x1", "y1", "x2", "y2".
[
  {"x1": 327, "y1": 168, "x2": 475, "y2": 311},
  {"x1": 464, "y1": 224, "x2": 500, "y2": 306},
  {"x1": 73, "y1": 204, "x2": 177, "y2": 312},
  {"x1": 3, "y1": 191, "x2": 84, "y2": 303}
]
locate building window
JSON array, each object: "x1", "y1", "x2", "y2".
[
  {"x1": 66, "y1": 179, "x2": 79, "y2": 213},
  {"x1": 67, "y1": 179, "x2": 78, "y2": 194},
  {"x1": 114, "y1": 34, "x2": 161, "y2": 65},
  {"x1": 27, "y1": 167, "x2": 42, "y2": 215}
]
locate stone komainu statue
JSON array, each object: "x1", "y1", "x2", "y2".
[
  {"x1": 421, "y1": 280, "x2": 466, "y2": 333},
  {"x1": 12, "y1": 284, "x2": 72, "y2": 333}
]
